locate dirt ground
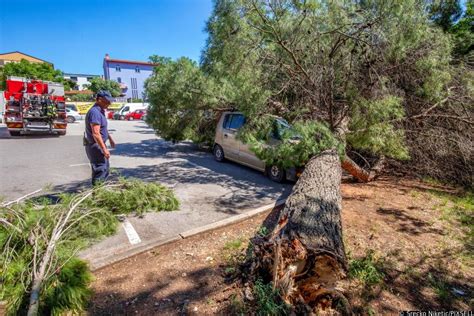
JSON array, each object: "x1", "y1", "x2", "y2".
[{"x1": 88, "y1": 177, "x2": 473, "y2": 315}]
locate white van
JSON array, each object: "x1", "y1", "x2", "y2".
[{"x1": 114, "y1": 103, "x2": 149, "y2": 120}]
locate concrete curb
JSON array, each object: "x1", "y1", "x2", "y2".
[
  {"x1": 91, "y1": 235, "x2": 182, "y2": 271},
  {"x1": 179, "y1": 198, "x2": 286, "y2": 239},
  {"x1": 90, "y1": 198, "x2": 286, "y2": 271}
]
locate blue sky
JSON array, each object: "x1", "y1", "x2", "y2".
[{"x1": 0, "y1": 0, "x2": 214, "y2": 75}]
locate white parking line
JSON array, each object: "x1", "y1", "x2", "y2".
[
  {"x1": 69, "y1": 163, "x2": 90, "y2": 167},
  {"x1": 175, "y1": 158, "x2": 211, "y2": 171},
  {"x1": 2, "y1": 188, "x2": 43, "y2": 207},
  {"x1": 122, "y1": 219, "x2": 142, "y2": 245}
]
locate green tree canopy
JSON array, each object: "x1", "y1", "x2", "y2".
[
  {"x1": 449, "y1": 0, "x2": 474, "y2": 56},
  {"x1": 427, "y1": 0, "x2": 473, "y2": 56},
  {"x1": 84, "y1": 77, "x2": 121, "y2": 97},
  {"x1": 145, "y1": 57, "x2": 220, "y2": 144},
  {"x1": 428, "y1": 0, "x2": 463, "y2": 31},
  {"x1": 62, "y1": 78, "x2": 77, "y2": 91},
  {"x1": 0, "y1": 59, "x2": 64, "y2": 90},
  {"x1": 146, "y1": 0, "x2": 471, "y2": 185}
]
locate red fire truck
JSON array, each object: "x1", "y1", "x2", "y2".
[{"x1": 2, "y1": 77, "x2": 68, "y2": 136}]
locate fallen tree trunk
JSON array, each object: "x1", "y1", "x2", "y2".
[
  {"x1": 248, "y1": 149, "x2": 350, "y2": 314},
  {"x1": 342, "y1": 154, "x2": 385, "y2": 182}
]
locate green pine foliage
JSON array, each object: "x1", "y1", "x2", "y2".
[
  {"x1": 89, "y1": 178, "x2": 179, "y2": 216},
  {"x1": 242, "y1": 118, "x2": 342, "y2": 169},
  {"x1": 347, "y1": 96, "x2": 409, "y2": 160},
  {"x1": 42, "y1": 258, "x2": 93, "y2": 316},
  {"x1": 0, "y1": 179, "x2": 179, "y2": 315},
  {"x1": 0, "y1": 199, "x2": 109, "y2": 315}
]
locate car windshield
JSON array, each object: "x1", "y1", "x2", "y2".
[{"x1": 273, "y1": 118, "x2": 300, "y2": 140}]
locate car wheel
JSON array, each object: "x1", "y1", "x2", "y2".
[
  {"x1": 67, "y1": 116, "x2": 75, "y2": 123},
  {"x1": 58, "y1": 130, "x2": 67, "y2": 136},
  {"x1": 267, "y1": 165, "x2": 285, "y2": 183},
  {"x1": 128, "y1": 117, "x2": 134, "y2": 121},
  {"x1": 120, "y1": 115, "x2": 125, "y2": 120},
  {"x1": 213, "y1": 144, "x2": 225, "y2": 162},
  {"x1": 9, "y1": 131, "x2": 21, "y2": 137}
]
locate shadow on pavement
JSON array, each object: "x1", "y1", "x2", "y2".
[
  {"x1": 49, "y1": 138, "x2": 292, "y2": 214},
  {"x1": 111, "y1": 139, "x2": 292, "y2": 213}
]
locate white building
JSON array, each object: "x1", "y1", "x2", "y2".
[{"x1": 63, "y1": 73, "x2": 100, "y2": 91}]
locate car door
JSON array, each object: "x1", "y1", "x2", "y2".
[
  {"x1": 221, "y1": 113, "x2": 244, "y2": 160},
  {"x1": 239, "y1": 141, "x2": 265, "y2": 171},
  {"x1": 237, "y1": 116, "x2": 265, "y2": 171}
]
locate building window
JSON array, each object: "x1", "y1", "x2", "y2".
[
  {"x1": 70, "y1": 76, "x2": 78, "y2": 81},
  {"x1": 115, "y1": 65, "x2": 121, "y2": 72},
  {"x1": 131, "y1": 78, "x2": 138, "y2": 89},
  {"x1": 87, "y1": 77, "x2": 93, "y2": 81},
  {"x1": 135, "y1": 66, "x2": 140, "y2": 73},
  {"x1": 117, "y1": 77, "x2": 121, "y2": 83},
  {"x1": 132, "y1": 90, "x2": 139, "y2": 99}
]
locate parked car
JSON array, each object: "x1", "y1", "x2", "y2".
[
  {"x1": 107, "y1": 109, "x2": 117, "y2": 119},
  {"x1": 213, "y1": 111, "x2": 302, "y2": 182},
  {"x1": 114, "y1": 103, "x2": 149, "y2": 120},
  {"x1": 65, "y1": 104, "x2": 78, "y2": 112},
  {"x1": 66, "y1": 108, "x2": 82, "y2": 123},
  {"x1": 125, "y1": 109, "x2": 147, "y2": 121}
]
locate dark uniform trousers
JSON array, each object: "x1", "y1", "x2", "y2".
[{"x1": 85, "y1": 143, "x2": 109, "y2": 186}]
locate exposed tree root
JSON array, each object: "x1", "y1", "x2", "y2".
[{"x1": 246, "y1": 150, "x2": 351, "y2": 315}]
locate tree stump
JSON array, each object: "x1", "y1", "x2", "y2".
[{"x1": 248, "y1": 150, "x2": 350, "y2": 314}]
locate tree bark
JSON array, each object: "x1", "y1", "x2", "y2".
[{"x1": 249, "y1": 149, "x2": 350, "y2": 314}]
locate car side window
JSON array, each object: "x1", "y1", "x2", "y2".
[
  {"x1": 123, "y1": 106, "x2": 130, "y2": 112},
  {"x1": 229, "y1": 114, "x2": 245, "y2": 130},
  {"x1": 223, "y1": 114, "x2": 246, "y2": 130}
]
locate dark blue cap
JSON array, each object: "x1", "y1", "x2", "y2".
[{"x1": 97, "y1": 90, "x2": 114, "y2": 102}]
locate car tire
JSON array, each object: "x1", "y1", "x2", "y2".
[
  {"x1": 213, "y1": 144, "x2": 225, "y2": 162},
  {"x1": 267, "y1": 165, "x2": 285, "y2": 183},
  {"x1": 9, "y1": 131, "x2": 21, "y2": 137},
  {"x1": 67, "y1": 116, "x2": 75, "y2": 123},
  {"x1": 58, "y1": 130, "x2": 67, "y2": 136},
  {"x1": 120, "y1": 115, "x2": 125, "y2": 120},
  {"x1": 128, "y1": 117, "x2": 134, "y2": 121}
]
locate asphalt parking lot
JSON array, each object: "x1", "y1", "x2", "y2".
[{"x1": 0, "y1": 120, "x2": 292, "y2": 268}]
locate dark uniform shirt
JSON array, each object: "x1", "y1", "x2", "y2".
[{"x1": 85, "y1": 104, "x2": 108, "y2": 144}]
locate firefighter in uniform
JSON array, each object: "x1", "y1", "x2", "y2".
[{"x1": 84, "y1": 91, "x2": 116, "y2": 186}]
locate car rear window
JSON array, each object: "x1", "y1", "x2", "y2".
[{"x1": 224, "y1": 114, "x2": 245, "y2": 130}]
